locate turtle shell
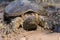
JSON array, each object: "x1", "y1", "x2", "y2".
[{"x1": 4, "y1": 0, "x2": 39, "y2": 17}]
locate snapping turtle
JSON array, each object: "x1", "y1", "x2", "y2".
[
  {"x1": 3, "y1": 0, "x2": 41, "y2": 31},
  {"x1": 4, "y1": 0, "x2": 60, "y2": 32}
]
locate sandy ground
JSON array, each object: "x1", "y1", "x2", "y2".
[{"x1": 0, "y1": 27, "x2": 59, "y2": 40}]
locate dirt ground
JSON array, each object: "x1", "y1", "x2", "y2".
[{"x1": 0, "y1": 27, "x2": 59, "y2": 40}]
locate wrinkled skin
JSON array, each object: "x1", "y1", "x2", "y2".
[{"x1": 5, "y1": 0, "x2": 40, "y2": 16}]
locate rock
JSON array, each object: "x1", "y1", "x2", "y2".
[
  {"x1": 43, "y1": 5, "x2": 57, "y2": 16},
  {"x1": 53, "y1": 24, "x2": 60, "y2": 32}
]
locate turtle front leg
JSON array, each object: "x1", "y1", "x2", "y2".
[{"x1": 38, "y1": 15, "x2": 53, "y2": 32}]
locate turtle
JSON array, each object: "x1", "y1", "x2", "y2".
[
  {"x1": 3, "y1": 0, "x2": 41, "y2": 31},
  {"x1": 4, "y1": 0, "x2": 41, "y2": 24},
  {"x1": 4, "y1": 0, "x2": 60, "y2": 32}
]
